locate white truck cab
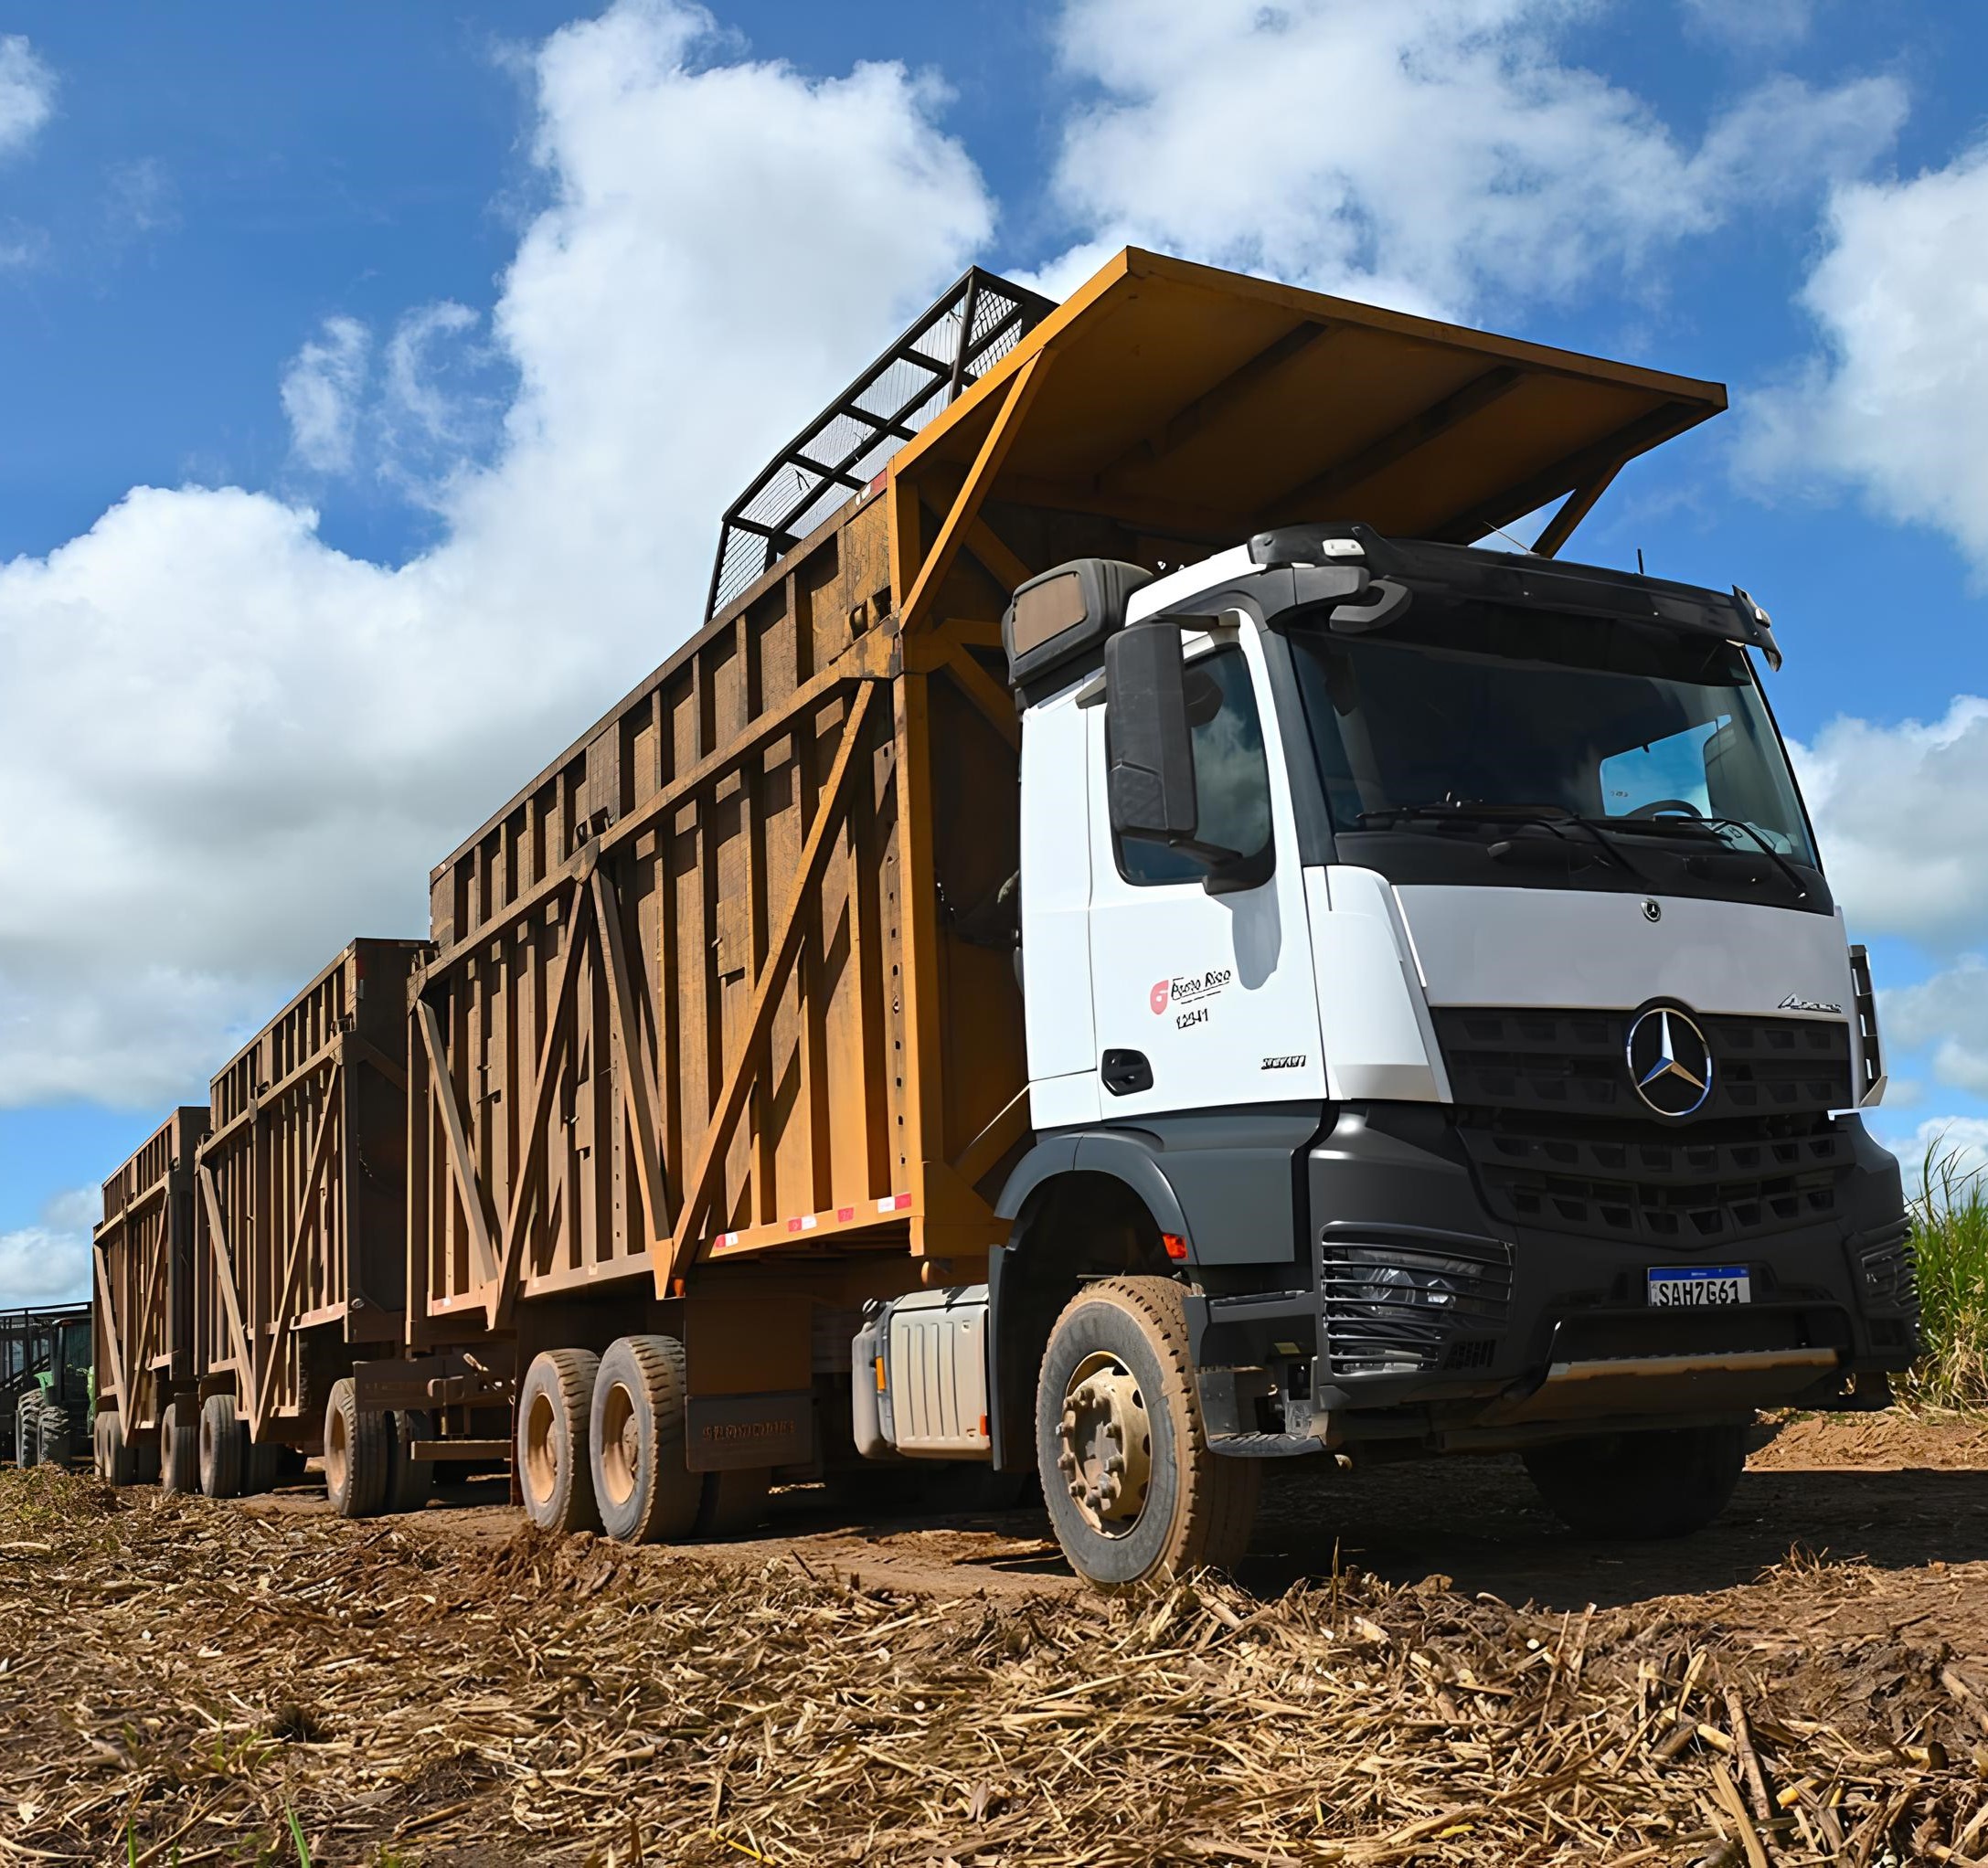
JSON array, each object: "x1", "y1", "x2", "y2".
[{"x1": 878, "y1": 521, "x2": 1911, "y2": 1586}]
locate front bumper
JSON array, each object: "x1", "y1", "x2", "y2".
[{"x1": 1191, "y1": 1103, "x2": 1916, "y2": 1453}]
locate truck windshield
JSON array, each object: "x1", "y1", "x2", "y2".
[{"x1": 1288, "y1": 600, "x2": 1818, "y2": 868}]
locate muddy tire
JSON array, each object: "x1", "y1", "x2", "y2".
[
  {"x1": 388, "y1": 1407, "x2": 435, "y2": 1514},
  {"x1": 518, "y1": 1349, "x2": 602, "y2": 1534},
  {"x1": 95, "y1": 1410, "x2": 138, "y2": 1486},
  {"x1": 1524, "y1": 1424, "x2": 1748, "y2": 1540},
  {"x1": 199, "y1": 1393, "x2": 245, "y2": 1499},
  {"x1": 37, "y1": 1402, "x2": 74, "y2": 1471},
  {"x1": 1037, "y1": 1276, "x2": 1260, "y2": 1588},
  {"x1": 696, "y1": 1466, "x2": 772, "y2": 1538},
  {"x1": 16, "y1": 1391, "x2": 42, "y2": 1468},
  {"x1": 324, "y1": 1377, "x2": 392, "y2": 1519},
  {"x1": 589, "y1": 1335, "x2": 699, "y2": 1544},
  {"x1": 160, "y1": 1394, "x2": 201, "y2": 1495}
]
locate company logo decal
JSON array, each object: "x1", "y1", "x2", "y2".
[
  {"x1": 1778, "y1": 994, "x2": 1842, "y2": 1014},
  {"x1": 1624, "y1": 1006, "x2": 1714, "y2": 1118},
  {"x1": 1260, "y1": 1054, "x2": 1306, "y2": 1071},
  {"x1": 1641, "y1": 898, "x2": 1663, "y2": 923},
  {"x1": 1151, "y1": 968, "x2": 1233, "y2": 1014}
]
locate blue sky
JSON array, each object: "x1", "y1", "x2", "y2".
[{"x1": 4, "y1": 0, "x2": 1988, "y2": 1298}]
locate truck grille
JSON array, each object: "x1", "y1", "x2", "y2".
[
  {"x1": 1432, "y1": 1007, "x2": 1855, "y2": 1123},
  {"x1": 1318, "y1": 1228, "x2": 1513, "y2": 1376},
  {"x1": 1459, "y1": 1118, "x2": 1855, "y2": 1250}
]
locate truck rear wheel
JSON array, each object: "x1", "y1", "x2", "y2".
[
  {"x1": 589, "y1": 1336, "x2": 698, "y2": 1544},
  {"x1": 160, "y1": 1394, "x2": 200, "y2": 1494},
  {"x1": 199, "y1": 1394, "x2": 245, "y2": 1499},
  {"x1": 519, "y1": 1349, "x2": 602, "y2": 1534},
  {"x1": 388, "y1": 1408, "x2": 435, "y2": 1514},
  {"x1": 324, "y1": 1377, "x2": 391, "y2": 1519},
  {"x1": 1523, "y1": 1424, "x2": 1747, "y2": 1539},
  {"x1": 1036, "y1": 1276, "x2": 1260, "y2": 1588}
]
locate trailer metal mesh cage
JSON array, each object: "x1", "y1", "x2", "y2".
[{"x1": 706, "y1": 266, "x2": 1054, "y2": 621}]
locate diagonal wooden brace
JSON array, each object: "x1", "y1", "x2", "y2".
[
  {"x1": 197, "y1": 1161, "x2": 259, "y2": 1409},
  {"x1": 653, "y1": 679, "x2": 879, "y2": 1296},
  {"x1": 90, "y1": 1240, "x2": 129, "y2": 1421},
  {"x1": 249, "y1": 1067, "x2": 341, "y2": 1440},
  {"x1": 490, "y1": 876, "x2": 593, "y2": 1329},
  {"x1": 413, "y1": 995, "x2": 502, "y2": 1315},
  {"x1": 594, "y1": 864, "x2": 672, "y2": 1246}
]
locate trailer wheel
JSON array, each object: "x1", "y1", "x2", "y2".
[
  {"x1": 589, "y1": 1335, "x2": 698, "y2": 1544},
  {"x1": 324, "y1": 1377, "x2": 392, "y2": 1519},
  {"x1": 1036, "y1": 1276, "x2": 1260, "y2": 1588},
  {"x1": 198, "y1": 1394, "x2": 246, "y2": 1499},
  {"x1": 1523, "y1": 1425, "x2": 1747, "y2": 1540},
  {"x1": 160, "y1": 1394, "x2": 200, "y2": 1495},
  {"x1": 696, "y1": 1467, "x2": 771, "y2": 1538},
  {"x1": 388, "y1": 1408, "x2": 435, "y2": 1514},
  {"x1": 518, "y1": 1350, "x2": 602, "y2": 1534},
  {"x1": 95, "y1": 1410, "x2": 138, "y2": 1487}
]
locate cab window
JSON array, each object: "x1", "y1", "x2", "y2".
[{"x1": 1115, "y1": 645, "x2": 1274, "y2": 886}]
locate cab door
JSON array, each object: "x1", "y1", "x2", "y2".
[{"x1": 1085, "y1": 626, "x2": 1326, "y2": 1118}]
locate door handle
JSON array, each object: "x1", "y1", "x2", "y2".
[{"x1": 1100, "y1": 1049, "x2": 1153, "y2": 1096}]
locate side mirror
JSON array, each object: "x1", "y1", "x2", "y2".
[{"x1": 1104, "y1": 623, "x2": 1196, "y2": 845}]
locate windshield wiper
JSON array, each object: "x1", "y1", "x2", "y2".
[
  {"x1": 1573, "y1": 813, "x2": 1809, "y2": 900},
  {"x1": 1355, "y1": 801, "x2": 1644, "y2": 877}
]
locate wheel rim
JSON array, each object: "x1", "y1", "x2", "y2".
[
  {"x1": 597, "y1": 1380, "x2": 638, "y2": 1510},
  {"x1": 1056, "y1": 1350, "x2": 1154, "y2": 1538},
  {"x1": 325, "y1": 1407, "x2": 348, "y2": 1496},
  {"x1": 523, "y1": 1388, "x2": 561, "y2": 1507}
]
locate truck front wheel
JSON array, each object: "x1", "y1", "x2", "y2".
[
  {"x1": 1036, "y1": 1276, "x2": 1260, "y2": 1587},
  {"x1": 1523, "y1": 1424, "x2": 1747, "y2": 1539}
]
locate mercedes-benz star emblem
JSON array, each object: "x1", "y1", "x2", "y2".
[{"x1": 1625, "y1": 1006, "x2": 1714, "y2": 1118}]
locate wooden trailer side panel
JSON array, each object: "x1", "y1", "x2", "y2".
[
  {"x1": 92, "y1": 1106, "x2": 206, "y2": 1434},
  {"x1": 196, "y1": 939, "x2": 424, "y2": 1438},
  {"x1": 409, "y1": 498, "x2": 952, "y2": 1334}
]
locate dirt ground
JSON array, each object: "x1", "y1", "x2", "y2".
[{"x1": 5, "y1": 1410, "x2": 1988, "y2": 1864}]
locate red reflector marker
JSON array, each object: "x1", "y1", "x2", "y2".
[{"x1": 1162, "y1": 1232, "x2": 1189, "y2": 1261}]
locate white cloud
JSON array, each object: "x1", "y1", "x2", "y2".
[
  {"x1": 1791, "y1": 697, "x2": 1988, "y2": 950},
  {"x1": 1680, "y1": 0, "x2": 1816, "y2": 49},
  {"x1": 1881, "y1": 958, "x2": 1988, "y2": 1095},
  {"x1": 0, "y1": 35, "x2": 54, "y2": 159},
  {"x1": 1877, "y1": 1116, "x2": 1988, "y2": 1201},
  {"x1": 1738, "y1": 141, "x2": 1988, "y2": 582},
  {"x1": 0, "y1": 1, "x2": 994, "y2": 1111},
  {"x1": 280, "y1": 315, "x2": 371, "y2": 474},
  {"x1": 1039, "y1": 0, "x2": 1905, "y2": 316},
  {"x1": 0, "y1": 1186, "x2": 94, "y2": 1307}
]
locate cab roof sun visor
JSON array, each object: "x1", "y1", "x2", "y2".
[{"x1": 1249, "y1": 523, "x2": 1782, "y2": 669}]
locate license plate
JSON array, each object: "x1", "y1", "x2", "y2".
[{"x1": 1647, "y1": 1266, "x2": 1750, "y2": 1308}]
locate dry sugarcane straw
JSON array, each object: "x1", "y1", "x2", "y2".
[{"x1": 1, "y1": 1465, "x2": 1983, "y2": 1865}]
